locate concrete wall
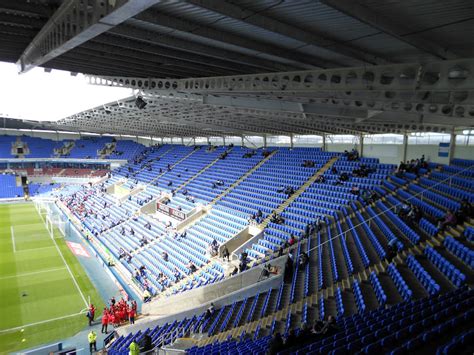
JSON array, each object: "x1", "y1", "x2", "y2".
[
  {"x1": 142, "y1": 256, "x2": 286, "y2": 317},
  {"x1": 123, "y1": 257, "x2": 285, "y2": 336}
]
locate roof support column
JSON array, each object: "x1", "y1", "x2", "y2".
[
  {"x1": 359, "y1": 134, "x2": 364, "y2": 158},
  {"x1": 402, "y1": 133, "x2": 408, "y2": 163},
  {"x1": 322, "y1": 134, "x2": 326, "y2": 151},
  {"x1": 223, "y1": 136, "x2": 226, "y2": 146},
  {"x1": 263, "y1": 135, "x2": 267, "y2": 148},
  {"x1": 449, "y1": 129, "x2": 457, "y2": 163},
  {"x1": 181, "y1": 137, "x2": 184, "y2": 145},
  {"x1": 241, "y1": 135, "x2": 245, "y2": 147},
  {"x1": 290, "y1": 134, "x2": 294, "y2": 149}
]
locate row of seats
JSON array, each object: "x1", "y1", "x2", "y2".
[
  {"x1": 444, "y1": 236, "x2": 473, "y2": 269},
  {"x1": 424, "y1": 247, "x2": 466, "y2": 287},
  {"x1": 406, "y1": 254, "x2": 441, "y2": 296}
]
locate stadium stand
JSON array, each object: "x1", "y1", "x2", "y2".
[{"x1": 41, "y1": 143, "x2": 472, "y2": 354}]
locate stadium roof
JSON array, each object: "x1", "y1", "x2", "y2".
[{"x1": 1, "y1": 0, "x2": 474, "y2": 137}]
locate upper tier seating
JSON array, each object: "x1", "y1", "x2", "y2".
[
  {"x1": 107, "y1": 140, "x2": 146, "y2": 161},
  {"x1": 65, "y1": 137, "x2": 113, "y2": 158},
  {"x1": 0, "y1": 174, "x2": 24, "y2": 198},
  {"x1": 0, "y1": 135, "x2": 17, "y2": 158}
]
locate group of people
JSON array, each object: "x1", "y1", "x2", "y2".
[
  {"x1": 268, "y1": 317, "x2": 339, "y2": 354},
  {"x1": 277, "y1": 185, "x2": 295, "y2": 196},
  {"x1": 398, "y1": 203, "x2": 423, "y2": 226},
  {"x1": 302, "y1": 160, "x2": 315, "y2": 167},
  {"x1": 242, "y1": 150, "x2": 257, "y2": 158},
  {"x1": 211, "y1": 180, "x2": 225, "y2": 188},
  {"x1": 344, "y1": 148, "x2": 359, "y2": 161},
  {"x1": 397, "y1": 155, "x2": 429, "y2": 176},
  {"x1": 270, "y1": 212, "x2": 285, "y2": 224},
  {"x1": 249, "y1": 209, "x2": 264, "y2": 224},
  {"x1": 438, "y1": 198, "x2": 473, "y2": 231}
]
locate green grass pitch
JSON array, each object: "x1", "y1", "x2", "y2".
[{"x1": 0, "y1": 203, "x2": 104, "y2": 352}]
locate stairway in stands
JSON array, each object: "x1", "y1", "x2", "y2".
[
  {"x1": 209, "y1": 150, "x2": 278, "y2": 206},
  {"x1": 259, "y1": 156, "x2": 339, "y2": 229}
]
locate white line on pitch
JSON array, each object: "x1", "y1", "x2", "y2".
[
  {"x1": 0, "y1": 311, "x2": 85, "y2": 334},
  {"x1": 10, "y1": 226, "x2": 16, "y2": 253},
  {"x1": 16, "y1": 246, "x2": 56, "y2": 253},
  {"x1": 48, "y1": 225, "x2": 89, "y2": 307},
  {"x1": 0, "y1": 267, "x2": 67, "y2": 280}
]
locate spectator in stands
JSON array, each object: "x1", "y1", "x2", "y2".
[
  {"x1": 314, "y1": 216, "x2": 323, "y2": 232},
  {"x1": 457, "y1": 198, "x2": 473, "y2": 224},
  {"x1": 297, "y1": 323, "x2": 313, "y2": 346},
  {"x1": 141, "y1": 334, "x2": 153, "y2": 352},
  {"x1": 322, "y1": 315, "x2": 339, "y2": 336},
  {"x1": 284, "y1": 255, "x2": 294, "y2": 283},
  {"x1": 139, "y1": 265, "x2": 147, "y2": 277},
  {"x1": 288, "y1": 234, "x2": 296, "y2": 246},
  {"x1": 298, "y1": 252, "x2": 309, "y2": 270},
  {"x1": 271, "y1": 213, "x2": 284, "y2": 224},
  {"x1": 438, "y1": 210, "x2": 457, "y2": 231},
  {"x1": 187, "y1": 260, "x2": 197, "y2": 273},
  {"x1": 182, "y1": 188, "x2": 188, "y2": 195},
  {"x1": 162, "y1": 251, "x2": 169, "y2": 262},
  {"x1": 284, "y1": 186, "x2": 295, "y2": 196},
  {"x1": 398, "y1": 161, "x2": 407, "y2": 172},
  {"x1": 277, "y1": 185, "x2": 285, "y2": 193},
  {"x1": 204, "y1": 303, "x2": 215, "y2": 320},
  {"x1": 386, "y1": 239, "x2": 398, "y2": 262},
  {"x1": 398, "y1": 203, "x2": 412, "y2": 218},
  {"x1": 315, "y1": 175, "x2": 325, "y2": 184},
  {"x1": 222, "y1": 245, "x2": 230, "y2": 262},
  {"x1": 268, "y1": 332, "x2": 284, "y2": 355},
  {"x1": 350, "y1": 185, "x2": 360, "y2": 195},
  {"x1": 230, "y1": 266, "x2": 238, "y2": 276},
  {"x1": 174, "y1": 268, "x2": 182, "y2": 282},
  {"x1": 88, "y1": 330, "x2": 97, "y2": 353},
  {"x1": 284, "y1": 329, "x2": 297, "y2": 349},
  {"x1": 143, "y1": 289, "x2": 152, "y2": 302},
  {"x1": 407, "y1": 205, "x2": 423, "y2": 225}
]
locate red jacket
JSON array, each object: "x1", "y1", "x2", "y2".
[{"x1": 101, "y1": 313, "x2": 109, "y2": 325}]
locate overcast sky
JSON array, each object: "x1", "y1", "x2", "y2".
[{"x1": 0, "y1": 61, "x2": 133, "y2": 122}]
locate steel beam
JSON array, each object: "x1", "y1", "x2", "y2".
[
  {"x1": 83, "y1": 39, "x2": 240, "y2": 76},
  {"x1": 187, "y1": 0, "x2": 390, "y2": 65},
  {"x1": 134, "y1": 10, "x2": 340, "y2": 69},
  {"x1": 320, "y1": 0, "x2": 458, "y2": 60},
  {"x1": 93, "y1": 34, "x2": 251, "y2": 74},
  {"x1": 17, "y1": 0, "x2": 162, "y2": 73},
  {"x1": 109, "y1": 25, "x2": 296, "y2": 72},
  {"x1": 86, "y1": 58, "x2": 474, "y2": 93}
]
